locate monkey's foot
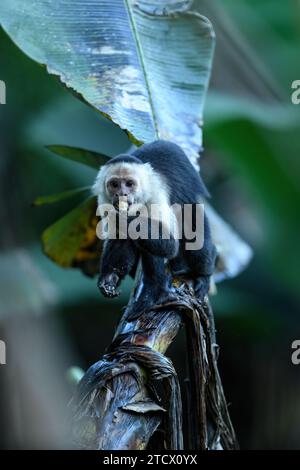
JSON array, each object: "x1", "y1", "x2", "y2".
[
  {"x1": 126, "y1": 290, "x2": 178, "y2": 321},
  {"x1": 98, "y1": 273, "x2": 120, "y2": 298}
]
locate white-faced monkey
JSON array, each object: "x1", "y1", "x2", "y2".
[{"x1": 93, "y1": 140, "x2": 216, "y2": 320}]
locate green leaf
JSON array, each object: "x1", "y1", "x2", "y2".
[
  {"x1": 42, "y1": 197, "x2": 98, "y2": 268},
  {"x1": 46, "y1": 145, "x2": 110, "y2": 169},
  {"x1": 33, "y1": 186, "x2": 91, "y2": 206},
  {"x1": 0, "y1": 0, "x2": 215, "y2": 160}
]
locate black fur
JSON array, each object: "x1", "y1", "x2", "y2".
[
  {"x1": 98, "y1": 239, "x2": 139, "y2": 298},
  {"x1": 97, "y1": 140, "x2": 216, "y2": 320},
  {"x1": 105, "y1": 154, "x2": 143, "y2": 166},
  {"x1": 132, "y1": 140, "x2": 210, "y2": 202},
  {"x1": 126, "y1": 215, "x2": 179, "y2": 259}
]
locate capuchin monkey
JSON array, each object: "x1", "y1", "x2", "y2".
[{"x1": 92, "y1": 140, "x2": 216, "y2": 320}]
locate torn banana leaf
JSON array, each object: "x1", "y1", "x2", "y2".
[{"x1": 0, "y1": 0, "x2": 215, "y2": 162}]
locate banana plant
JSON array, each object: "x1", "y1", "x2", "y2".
[
  {"x1": 0, "y1": 0, "x2": 242, "y2": 450},
  {"x1": 0, "y1": 0, "x2": 251, "y2": 279}
]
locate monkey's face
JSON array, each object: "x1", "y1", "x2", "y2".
[
  {"x1": 106, "y1": 174, "x2": 139, "y2": 209},
  {"x1": 94, "y1": 161, "x2": 153, "y2": 213}
]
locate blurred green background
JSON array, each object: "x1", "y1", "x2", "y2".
[{"x1": 0, "y1": 0, "x2": 299, "y2": 449}]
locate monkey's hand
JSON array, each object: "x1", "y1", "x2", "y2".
[{"x1": 98, "y1": 272, "x2": 121, "y2": 298}]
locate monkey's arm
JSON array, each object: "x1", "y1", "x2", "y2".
[{"x1": 98, "y1": 239, "x2": 139, "y2": 298}]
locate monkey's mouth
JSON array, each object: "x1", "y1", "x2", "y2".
[{"x1": 114, "y1": 198, "x2": 133, "y2": 211}]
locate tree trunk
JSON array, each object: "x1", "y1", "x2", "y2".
[{"x1": 72, "y1": 275, "x2": 238, "y2": 450}]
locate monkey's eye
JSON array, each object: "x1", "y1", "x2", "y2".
[
  {"x1": 109, "y1": 180, "x2": 119, "y2": 189},
  {"x1": 126, "y1": 180, "x2": 135, "y2": 188}
]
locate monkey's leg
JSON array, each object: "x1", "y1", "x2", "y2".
[
  {"x1": 127, "y1": 252, "x2": 176, "y2": 320},
  {"x1": 98, "y1": 239, "x2": 138, "y2": 298},
  {"x1": 185, "y1": 213, "x2": 217, "y2": 301}
]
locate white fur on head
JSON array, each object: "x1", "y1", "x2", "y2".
[
  {"x1": 93, "y1": 160, "x2": 177, "y2": 239},
  {"x1": 92, "y1": 161, "x2": 170, "y2": 208}
]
